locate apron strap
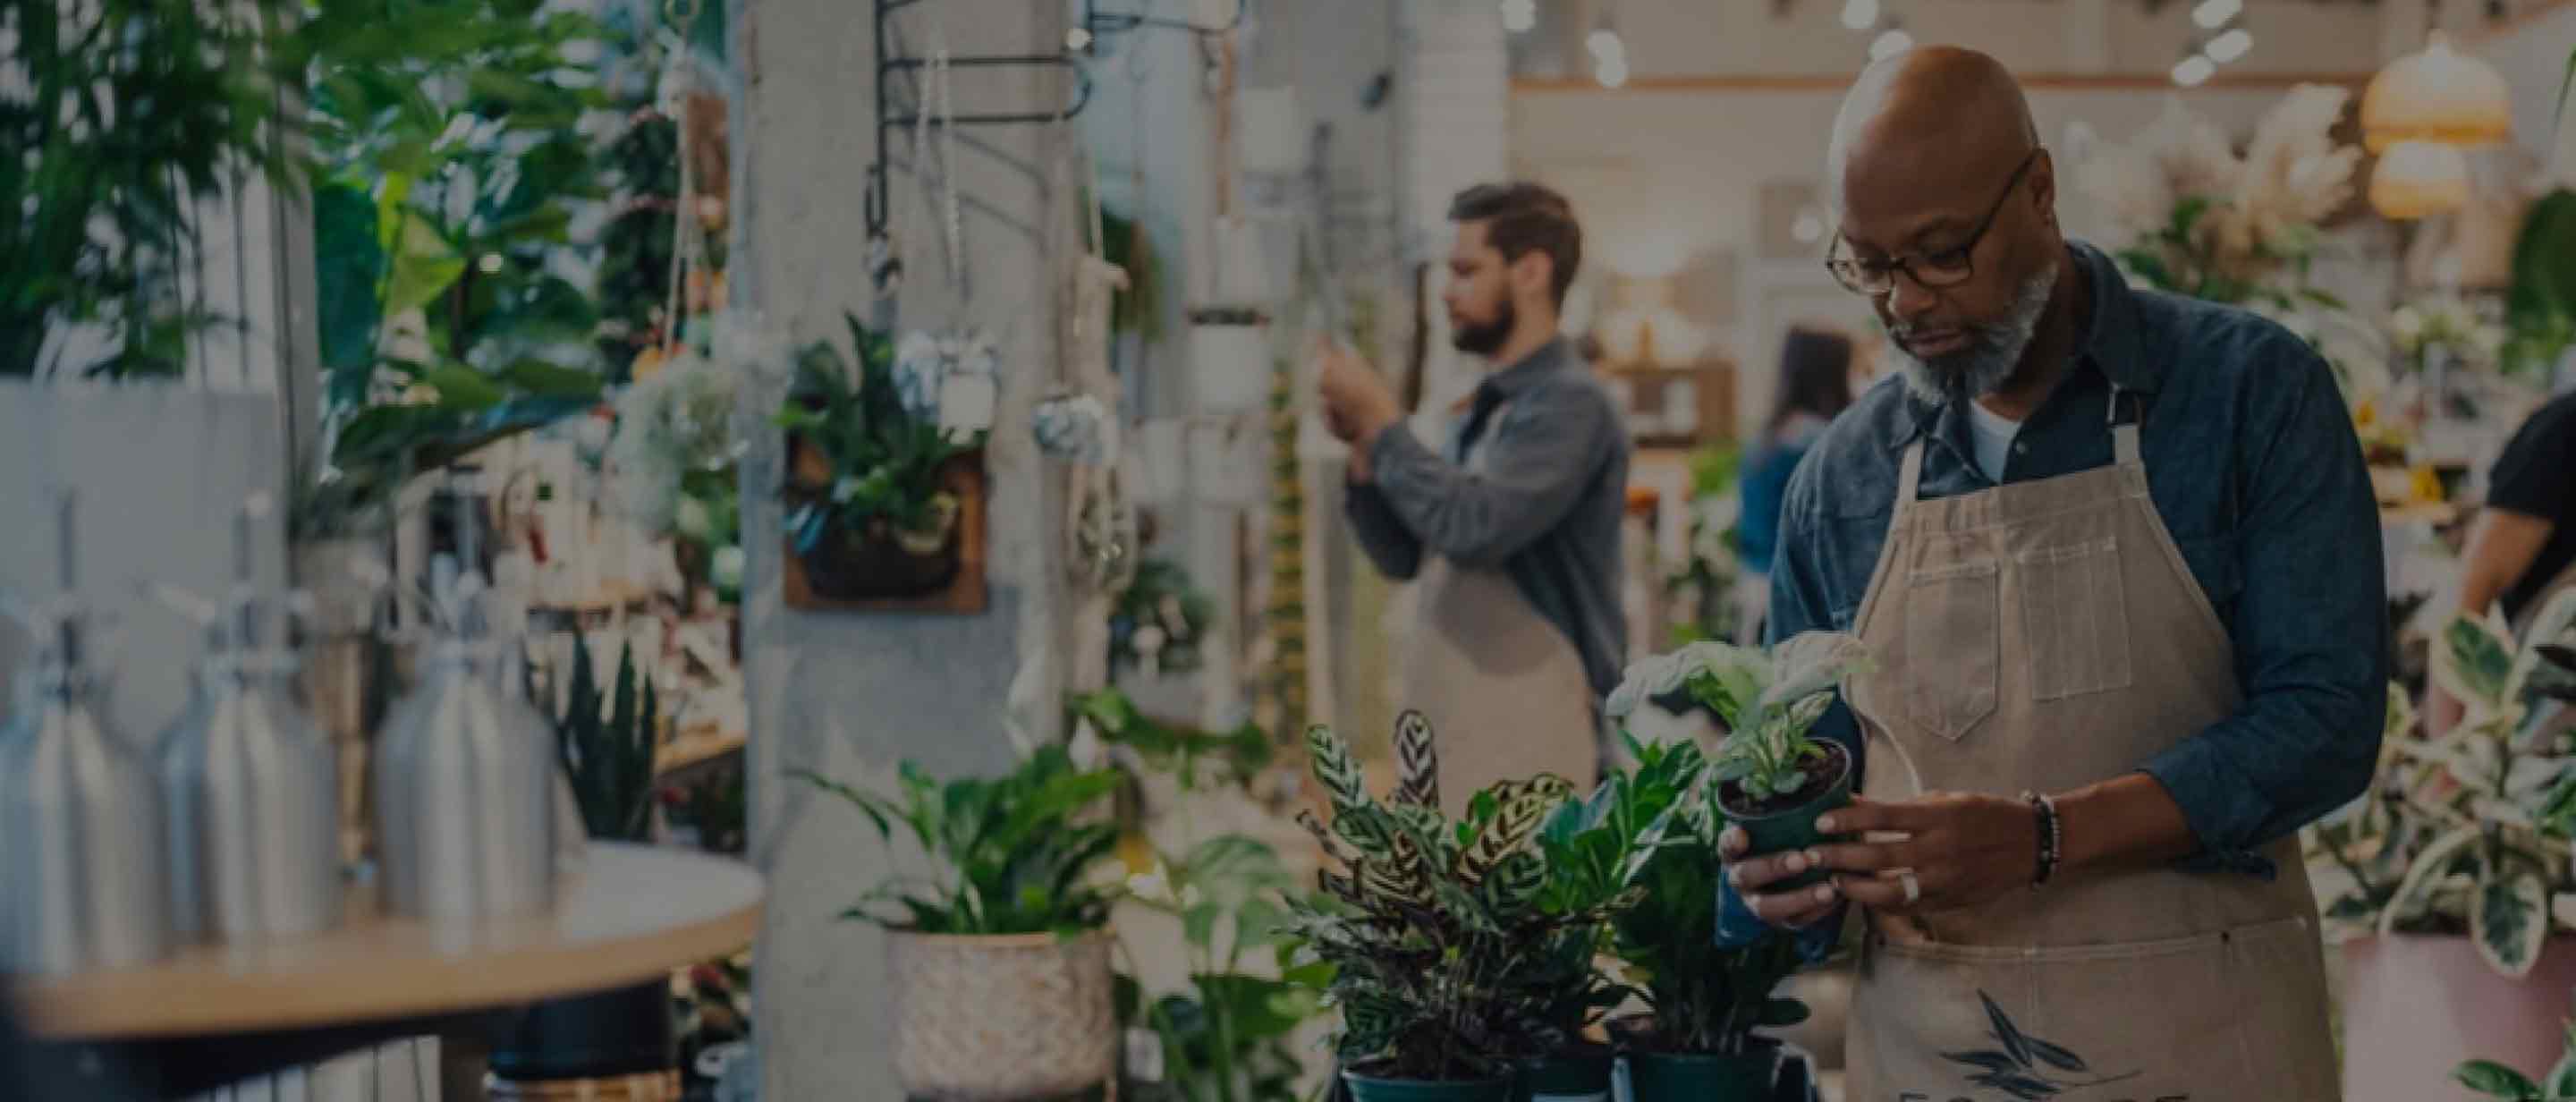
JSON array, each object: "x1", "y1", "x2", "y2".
[{"x1": 1894, "y1": 438, "x2": 1927, "y2": 515}]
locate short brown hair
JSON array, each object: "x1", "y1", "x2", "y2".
[{"x1": 1448, "y1": 182, "x2": 1582, "y2": 307}]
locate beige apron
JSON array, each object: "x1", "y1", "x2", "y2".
[
  {"x1": 1400, "y1": 413, "x2": 1599, "y2": 818},
  {"x1": 1841, "y1": 403, "x2": 2340, "y2": 1102}
]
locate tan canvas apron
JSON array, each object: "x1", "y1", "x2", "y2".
[
  {"x1": 1400, "y1": 411, "x2": 1599, "y2": 818},
  {"x1": 1840, "y1": 403, "x2": 2340, "y2": 1102}
]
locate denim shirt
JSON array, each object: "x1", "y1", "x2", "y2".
[{"x1": 1716, "y1": 242, "x2": 2388, "y2": 957}]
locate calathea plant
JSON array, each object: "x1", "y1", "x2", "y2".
[
  {"x1": 1283, "y1": 713, "x2": 1601, "y2": 1084},
  {"x1": 791, "y1": 746, "x2": 1121, "y2": 935},
  {"x1": 2306, "y1": 591, "x2": 2576, "y2": 978},
  {"x1": 775, "y1": 311, "x2": 982, "y2": 557}
]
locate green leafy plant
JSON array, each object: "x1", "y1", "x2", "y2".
[
  {"x1": 286, "y1": 0, "x2": 612, "y2": 538},
  {"x1": 792, "y1": 747, "x2": 1122, "y2": 936},
  {"x1": 775, "y1": 312, "x2": 981, "y2": 555},
  {"x1": 1521, "y1": 732, "x2": 1703, "y2": 1051},
  {"x1": 664, "y1": 764, "x2": 747, "y2": 855},
  {"x1": 1072, "y1": 688, "x2": 1273, "y2": 794},
  {"x1": 2505, "y1": 191, "x2": 2576, "y2": 378},
  {"x1": 1592, "y1": 736, "x2": 1809, "y2": 1055},
  {"x1": 1117, "y1": 834, "x2": 1322, "y2": 1102},
  {"x1": 2306, "y1": 590, "x2": 2576, "y2": 978},
  {"x1": 548, "y1": 634, "x2": 660, "y2": 843},
  {"x1": 1281, "y1": 713, "x2": 1597, "y2": 1081},
  {"x1": 1607, "y1": 634, "x2": 1868, "y2": 805},
  {"x1": 2459, "y1": 1022, "x2": 2576, "y2": 1100},
  {"x1": 1100, "y1": 206, "x2": 1165, "y2": 343},
  {"x1": 2, "y1": 0, "x2": 299, "y2": 377}
]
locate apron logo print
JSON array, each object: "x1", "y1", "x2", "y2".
[{"x1": 1925, "y1": 991, "x2": 2148, "y2": 1100}]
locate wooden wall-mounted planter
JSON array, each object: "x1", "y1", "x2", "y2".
[{"x1": 780, "y1": 445, "x2": 988, "y2": 615}]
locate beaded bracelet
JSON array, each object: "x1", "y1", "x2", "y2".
[{"x1": 2022, "y1": 791, "x2": 2063, "y2": 886}]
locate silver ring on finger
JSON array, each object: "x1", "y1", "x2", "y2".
[{"x1": 1898, "y1": 869, "x2": 1921, "y2": 905}]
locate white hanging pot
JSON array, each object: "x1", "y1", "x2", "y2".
[{"x1": 1188, "y1": 307, "x2": 1273, "y2": 416}]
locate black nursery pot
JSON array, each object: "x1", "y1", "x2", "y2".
[
  {"x1": 796, "y1": 520, "x2": 960, "y2": 600},
  {"x1": 487, "y1": 979, "x2": 677, "y2": 1082},
  {"x1": 1716, "y1": 741, "x2": 1855, "y2": 891}
]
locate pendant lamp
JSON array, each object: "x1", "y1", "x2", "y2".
[
  {"x1": 2360, "y1": 31, "x2": 2512, "y2": 153},
  {"x1": 2368, "y1": 140, "x2": 2472, "y2": 221}
]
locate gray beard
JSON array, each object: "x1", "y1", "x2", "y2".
[{"x1": 1890, "y1": 266, "x2": 2058, "y2": 405}]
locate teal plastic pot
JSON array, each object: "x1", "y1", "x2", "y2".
[
  {"x1": 1343, "y1": 1069, "x2": 1515, "y2": 1102},
  {"x1": 1512, "y1": 1046, "x2": 1615, "y2": 1102},
  {"x1": 1720, "y1": 741, "x2": 1854, "y2": 890},
  {"x1": 1623, "y1": 1047, "x2": 1782, "y2": 1102}
]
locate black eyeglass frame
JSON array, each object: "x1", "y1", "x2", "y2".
[{"x1": 1825, "y1": 148, "x2": 2042, "y2": 297}]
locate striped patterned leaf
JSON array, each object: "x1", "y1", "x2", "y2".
[
  {"x1": 1340, "y1": 990, "x2": 1406, "y2": 1058},
  {"x1": 1360, "y1": 852, "x2": 1430, "y2": 908},
  {"x1": 1296, "y1": 808, "x2": 1359, "y2": 865},
  {"x1": 1391, "y1": 710, "x2": 1441, "y2": 809},
  {"x1": 1333, "y1": 803, "x2": 1401, "y2": 860},
  {"x1": 1318, "y1": 868, "x2": 1368, "y2": 909},
  {"x1": 1305, "y1": 725, "x2": 1368, "y2": 810},
  {"x1": 1387, "y1": 803, "x2": 1455, "y2": 865},
  {"x1": 1479, "y1": 849, "x2": 1546, "y2": 919},
  {"x1": 1461, "y1": 776, "x2": 1574, "y2": 880},
  {"x1": 1436, "y1": 874, "x2": 1500, "y2": 935}
]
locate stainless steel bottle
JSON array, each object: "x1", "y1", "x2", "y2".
[
  {"x1": 0, "y1": 492, "x2": 171, "y2": 975},
  {"x1": 374, "y1": 501, "x2": 558, "y2": 923},
  {"x1": 156, "y1": 494, "x2": 343, "y2": 945}
]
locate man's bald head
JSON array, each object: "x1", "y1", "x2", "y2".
[
  {"x1": 1823, "y1": 47, "x2": 2072, "y2": 406},
  {"x1": 1827, "y1": 47, "x2": 2038, "y2": 211}
]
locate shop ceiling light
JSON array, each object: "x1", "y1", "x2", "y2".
[
  {"x1": 2360, "y1": 31, "x2": 2512, "y2": 153},
  {"x1": 2368, "y1": 139, "x2": 2470, "y2": 220},
  {"x1": 2206, "y1": 28, "x2": 2252, "y2": 64},
  {"x1": 1869, "y1": 28, "x2": 1913, "y2": 62},
  {"x1": 1840, "y1": 0, "x2": 1880, "y2": 31},
  {"x1": 2191, "y1": 0, "x2": 2241, "y2": 30},
  {"x1": 2172, "y1": 55, "x2": 2216, "y2": 87}
]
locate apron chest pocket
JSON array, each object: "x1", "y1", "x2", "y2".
[
  {"x1": 1903, "y1": 559, "x2": 1999, "y2": 742},
  {"x1": 2018, "y1": 538, "x2": 2135, "y2": 701}
]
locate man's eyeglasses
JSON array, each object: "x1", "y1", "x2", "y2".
[{"x1": 1826, "y1": 148, "x2": 2040, "y2": 297}]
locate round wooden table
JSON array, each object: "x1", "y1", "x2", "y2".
[{"x1": 9, "y1": 843, "x2": 761, "y2": 1096}]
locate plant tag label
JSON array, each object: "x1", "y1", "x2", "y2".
[{"x1": 1124, "y1": 1028, "x2": 1166, "y2": 1083}]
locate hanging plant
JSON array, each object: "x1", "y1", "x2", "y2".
[{"x1": 774, "y1": 312, "x2": 985, "y2": 600}]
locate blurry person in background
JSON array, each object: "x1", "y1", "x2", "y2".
[
  {"x1": 1731, "y1": 325, "x2": 1857, "y2": 643},
  {"x1": 1316, "y1": 182, "x2": 1631, "y2": 810},
  {"x1": 2430, "y1": 389, "x2": 2576, "y2": 735}
]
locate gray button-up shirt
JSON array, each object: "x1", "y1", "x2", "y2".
[{"x1": 1345, "y1": 337, "x2": 1632, "y2": 699}]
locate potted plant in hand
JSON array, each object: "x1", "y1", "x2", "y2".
[
  {"x1": 1281, "y1": 714, "x2": 1583, "y2": 1102},
  {"x1": 1606, "y1": 633, "x2": 1868, "y2": 888},
  {"x1": 792, "y1": 748, "x2": 1123, "y2": 1099},
  {"x1": 775, "y1": 312, "x2": 984, "y2": 600},
  {"x1": 2309, "y1": 591, "x2": 2576, "y2": 1102},
  {"x1": 1586, "y1": 735, "x2": 1810, "y2": 1102}
]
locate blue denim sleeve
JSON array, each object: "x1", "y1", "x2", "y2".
[
  {"x1": 2137, "y1": 342, "x2": 2387, "y2": 877},
  {"x1": 1709, "y1": 464, "x2": 1849, "y2": 964}
]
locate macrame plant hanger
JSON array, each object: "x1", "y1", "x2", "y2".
[{"x1": 657, "y1": 0, "x2": 708, "y2": 362}]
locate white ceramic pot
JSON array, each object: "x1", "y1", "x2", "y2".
[
  {"x1": 1189, "y1": 320, "x2": 1274, "y2": 416},
  {"x1": 2341, "y1": 934, "x2": 2576, "y2": 1102},
  {"x1": 887, "y1": 928, "x2": 1116, "y2": 1100}
]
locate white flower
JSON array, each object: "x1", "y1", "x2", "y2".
[
  {"x1": 2238, "y1": 85, "x2": 2358, "y2": 233},
  {"x1": 712, "y1": 546, "x2": 745, "y2": 589},
  {"x1": 674, "y1": 496, "x2": 713, "y2": 539},
  {"x1": 1759, "y1": 631, "x2": 1869, "y2": 708},
  {"x1": 831, "y1": 476, "x2": 860, "y2": 504}
]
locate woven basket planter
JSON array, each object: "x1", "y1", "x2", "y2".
[{"x1": 887, "y1": 928, "x2": 1116, "y2": 1099}]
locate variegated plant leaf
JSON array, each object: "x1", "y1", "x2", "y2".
[
  {"x1": 1360, "y1": 849, "x2": 1430, "y2": 908},
  {"x1": 2505, "y1": 589, "x2": 2576, "y2": 703},
  {"x1": 1319, "y1": 868, "x2": 1368, "y2": 909},
  {"x1": 1478, "y1": 849, "x2": 1546, "y2": 919},
  {"x1": 1435, "y1": 874, "x2": 1499, "y2": 935},
  {"x1": 1296, "y1": 808, "x2": 1360, "y2": 866},
  {"x1": 2473, "y1": 859, "x2": 2549, "y2": 979},
  {"x1": 1334, "y1": 803, "x2": 1401, "y2": 860},
  {"x1": 1460, "y1": 778, "x2": 1564, "y2": 881},
  {"x1": 1391, "y1": 710, "x2": 1441, "y2": 810},
  {"x1": 2435, "y1": 612, "x2": 2519, "y2": 714},
  {"x1": 2381, "y1": 824, "x2": 2486, "y2": 938},
  {"x1": 1305, "y1": 725, "x2": 1368, "y2": 810}
]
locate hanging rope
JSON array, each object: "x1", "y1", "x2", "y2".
[{"x1": 659, "y1": 0, "x2": 706, "y2": 358}]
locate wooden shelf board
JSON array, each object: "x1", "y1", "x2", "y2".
[{"x1": 14, "y1": 843, "x2": 762, "y2": 1041}]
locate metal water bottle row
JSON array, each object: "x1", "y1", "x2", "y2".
[{"x1": 0, "y1": 490, "x2": 564, "y2": 978}]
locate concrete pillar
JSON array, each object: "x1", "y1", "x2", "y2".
[{"x1": 731, "y1": 0, "x2": 1072, "y2": 1094}]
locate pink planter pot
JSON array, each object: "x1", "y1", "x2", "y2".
[{"x1": 2341, "y1": 935, "x2": 2576, "y2": 1102}]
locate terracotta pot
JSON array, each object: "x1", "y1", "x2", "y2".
[
  {"x1": 2340, "y1": 934, "x2": 2576, "y2": 1102},
  {"x1": 887, "y1": 928, "x2": 1116, "y2": 1100}
]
